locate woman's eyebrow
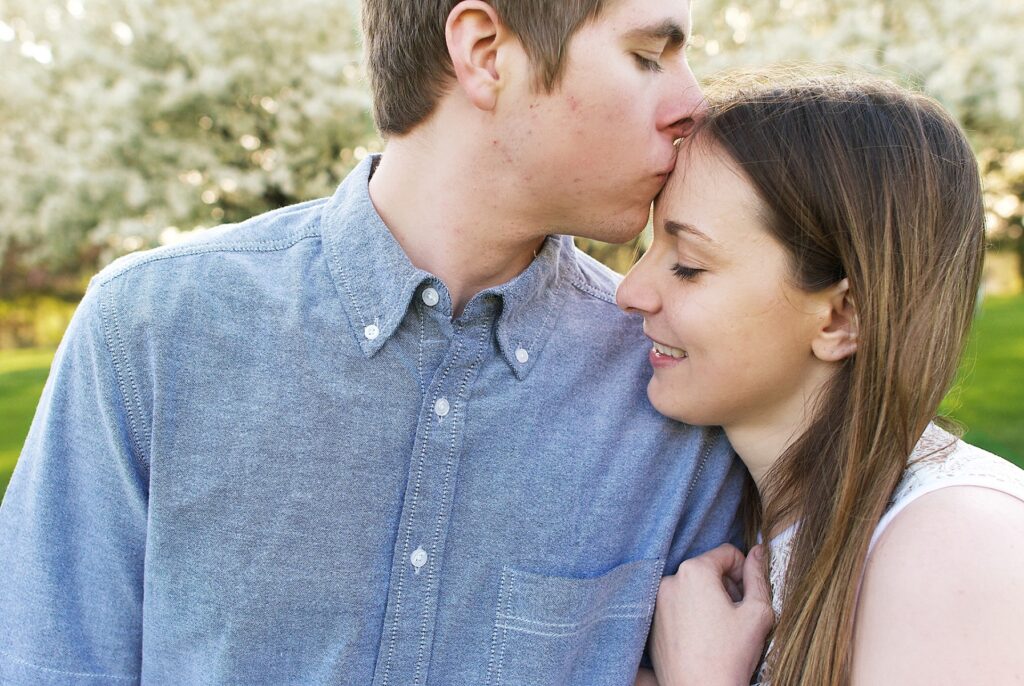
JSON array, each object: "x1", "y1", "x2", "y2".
[{"x1": 664, "y1": 219, "x2": 714, "y2": 245}]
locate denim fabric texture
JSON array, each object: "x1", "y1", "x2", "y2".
[{"x1": 0, "y1": 155, "x2": 745, "y2": 685}]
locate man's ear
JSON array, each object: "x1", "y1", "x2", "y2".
[
  {"x1": 445, "y1": 1, "x2": 511, "y2": 112},
  {"x1": 811, "y1": 278, "x2": 858, "y2": 362}
]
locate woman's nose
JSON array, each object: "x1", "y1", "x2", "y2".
[{"x1": 616, "y1": 259, "x2": 660, "y2": 316}]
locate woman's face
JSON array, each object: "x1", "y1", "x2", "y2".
[{"x1": 616, "y1": 140, "x2": 837, "y2": 431}]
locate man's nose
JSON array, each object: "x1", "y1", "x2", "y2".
[
  {"x1": 662, "y1": 72, "x2": 707, "y2": 141},
  {"x1": 664, "y1": 113, "x2": 700, "y2": 142}
]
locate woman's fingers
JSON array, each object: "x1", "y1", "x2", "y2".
[
  {"x1": 742, "y1": 546, "x2": 768, "y2": 601},
  {"x1": 673, "y1": 544, "x2": 749, "y2": 602},
  {"x1": 689, "y1": 543, "x2": 746, "y2": 580},
  {"x1": 723, "y1": 575, "x2": 744, "y2": 603},
  {"x1": 669, "y1": 543, "x2": 773, "y2": 611},
  {"x1": 742, "y1": 545, "x2": 775, "y2": 629}
]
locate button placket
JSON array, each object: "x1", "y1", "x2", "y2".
[{"x1": 372, "y1": 321, "x2": 490, "y2": 686}]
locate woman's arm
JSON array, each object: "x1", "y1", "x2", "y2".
[{"x1": 851, "y1": 486, "x2": 1024, "y2": 684}]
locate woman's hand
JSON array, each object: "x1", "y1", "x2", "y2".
[{"x1": 649, "y1": 544, "x2": 774, "y2": 686}]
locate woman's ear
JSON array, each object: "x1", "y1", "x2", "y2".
[
  {"x1": 811, "y1": 278, "x2": 858, "y2": 362},
  {"x1": 445, "y1": 1, "x2": 512, "y2": 112}
]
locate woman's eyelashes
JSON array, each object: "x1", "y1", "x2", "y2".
[{"x1": 671, "y1": 263, "x2": 705, "y2": 281}]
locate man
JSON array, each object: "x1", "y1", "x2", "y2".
[{"x1": 0, "y1": 0, "x2": 743, "y2": 683}]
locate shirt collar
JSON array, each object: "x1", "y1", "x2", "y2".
[
  {"x1": 320, "y1": 154, "x2": 581, "y2": 380},
  {"x1": 476, "y1": 232, "x2": 573, "y2": 380}
]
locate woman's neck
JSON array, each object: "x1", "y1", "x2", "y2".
[
  {"x1": 723, "y1": 368, "x2": 836, "y2": 535},
  {"x1": 725, "y1": 420, "x2": 801, "y2": 497}
]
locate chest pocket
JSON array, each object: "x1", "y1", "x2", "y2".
[{"x1": 485, "y1": 558, "x2": 663, "y2": 686}]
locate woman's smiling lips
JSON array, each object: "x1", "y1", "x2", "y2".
[{"x1": 648, "y1": 338, "x2": 688, "y2": 368}]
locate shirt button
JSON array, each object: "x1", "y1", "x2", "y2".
[
  {"x1": 515, "y1": 347, "x2": 529, "y2": 364},
  {"x1": 421, "y1": 287, "x2": 440, "y2": 307},
  {"x1": 363, "y1": 324, "x2": 380, "y2": 340},
  {"x1": 411, "y1": 547, "x2": 428, "y2": 569},
  {"x1": 434, "y1": 397, "x2": 450, "y2": 417}
]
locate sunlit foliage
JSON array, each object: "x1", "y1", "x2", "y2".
[{"x1": 1, "y1": 0, "x2": 1022, "y2": 293}]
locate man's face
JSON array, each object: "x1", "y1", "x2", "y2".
[{"x1": 496, "y1": 0, "x2": 704, "y2": 243}]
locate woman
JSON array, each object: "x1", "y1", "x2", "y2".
[{"x1": 620, "y1": 76, "x2": 1024, "y2": 685}]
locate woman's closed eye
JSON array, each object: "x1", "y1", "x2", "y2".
[{"x1": 671, "y1": 263, "x2": 705, "y2": 281}]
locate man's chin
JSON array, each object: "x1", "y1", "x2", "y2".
[{"x1": 573, "y1": 208, "x2": 652, "y2": 245}]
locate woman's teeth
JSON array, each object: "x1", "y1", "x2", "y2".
[{"x1": 653, "y1": 341, "x2": 688, "y2": 358}]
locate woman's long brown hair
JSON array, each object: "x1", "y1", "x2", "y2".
[{"x1": 696, "y1": 76, "x2": 986, "y2": 684}]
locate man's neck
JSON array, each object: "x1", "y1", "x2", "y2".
[{"x1": 367, "y1": 135, "x2": 547, "y2": 318}]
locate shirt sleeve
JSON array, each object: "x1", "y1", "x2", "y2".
[
  {"x1": 667, "y1": 427, "x2": 748, "y2": 570},
  {"x1": 0, "y1": 283, "x2": 148, "y2": 684},
  {"x1": 639, "y1": 427, "x2": 747, "y2": 671}
]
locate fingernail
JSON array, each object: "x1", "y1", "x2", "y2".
[{"x1": 752, "y1": 545, "x2": 763, "y2": 561}]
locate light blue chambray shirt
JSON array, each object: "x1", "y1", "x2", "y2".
[{"x1": 0, "y1": 156, "x2": 744, "y2": 685}]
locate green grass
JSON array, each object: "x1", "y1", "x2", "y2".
[
  {"x1": 1, "y1": 348, "x2": 54, "y2": 501},
  {"x1": 941, "y1": 294, "x2": 1024, "y2": 467},
  {"x1": 1, "y1": 294, "x2": 1022, "y2": 502}
]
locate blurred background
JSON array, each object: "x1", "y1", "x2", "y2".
[{"x1": 2, "y1": 0, "x2": 1023, "y2": 500}]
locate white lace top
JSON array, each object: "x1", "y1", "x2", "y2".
[{"x1": 756, "y1": 424, "x2": 1024, "y2": 684}]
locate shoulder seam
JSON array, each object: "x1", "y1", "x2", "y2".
[
  {"x1": 682, "y1": 427, "x2": 716, "y2": 503},
  {"x1": 96, "y1": 227, "x2": 322, "y2": 287},
  {"x1": 98, "y1": 288, "x2": 151, "y2": 471}
]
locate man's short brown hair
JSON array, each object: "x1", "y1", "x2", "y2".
[{"x1": 362, "y1": 1, "x2": 608, "y2": 136}]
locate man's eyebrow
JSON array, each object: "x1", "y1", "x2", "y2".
[
  {"x1": 624, "y1": 21, "x2": 688, "y2": 49},
  {"x1": 664, "y1": 220, "x2": 714, "y2": 244}
]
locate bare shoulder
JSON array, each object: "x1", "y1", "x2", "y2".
[{"x1": 851, "y1": 486, "x2": 1024, "y2": 685}]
